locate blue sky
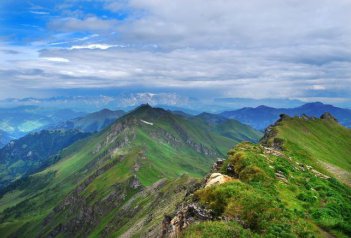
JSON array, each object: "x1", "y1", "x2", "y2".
[{"x1": 1, "y1": 0, "x2": 351, "y2": 108}]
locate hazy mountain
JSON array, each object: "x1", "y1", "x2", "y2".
[
  {"x1": 0, "y1": 105, "x2": 262, "y2": 237},
  {"x1": 164, "y1": 113, "x2": 351, "y2": 237},
  {"x1": 0, "y1": 93, "x2": 197, "y2": 112},
  {"x1": 220, "y1": 102, "x2": 351, "y2": 130},
  {"x1": 0, "y1": 130, "x2": 11, "y2": 149},
  {"x1": 0, "y1": 106, "x2": 85, "y2": 140},
  {"x1": 0, "y1": 94, "x2": 312, "y2": 114},
  {"x1": 52, "y1": 108, "x2": 125, "y2": 133}
]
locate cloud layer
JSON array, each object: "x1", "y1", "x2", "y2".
[{"x1": 1, "y1": 0, "x2": 351, "y2": 106}]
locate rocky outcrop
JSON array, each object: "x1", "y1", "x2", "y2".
[
  {"x1": 161, "y1": 161, "x2": 229, "y2": 237},
  {"x1": 205, "y1": 173, "x2": 234, "y2": 187},
  {"x1": 162, "y1": 204, "x2": 213, "y2": 238},
  {"x1": 320, "y1": 112, "x2": 338, "y2": 122},
  {"x1": 211, "y1": 159, "x2": 224, "y2": 172}
]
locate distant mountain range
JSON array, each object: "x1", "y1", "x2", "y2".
[
  {"x1": 220, "y1": 102, "x2": 351, "y2": 130},
  {"x1": 0, "y1": 93, "x2": 197, "y2": 112},
  {"x1": 1, "y1": 102, "x2": 350, "y2": 147},
  {"x1": 0, "y1": 106, "x2": 85, "y2": 141},
  {"x1": 1, "y1": 94, "x2": 326, "y2": 114}
]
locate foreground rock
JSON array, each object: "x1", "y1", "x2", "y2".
[{"x1": 205, "y1": 173, "x2": 234, "y2": 187}]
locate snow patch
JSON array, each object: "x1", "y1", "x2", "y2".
[{"x1": 140, "y1": 120, "x2": 154, "y2": 126}]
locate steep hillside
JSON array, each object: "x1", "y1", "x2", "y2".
[
  {"x1": 0, "y1": 129, "x2": 90, "y2": 189},
  {"x1": 0, "y1": 105, "x2": 261, "y2": 237},
  {"x1": 261, "y1": 113, "x2": 351, "y2": 186},
  {"x1": 220, "y1": 102, "x2": 351, "y2": 130},
  {"x1": 53, "y1": 108, "x2": 125, "y2": 133},
  {"x1": 163, "y1": 114, "x2": 351, "y2": 238}
]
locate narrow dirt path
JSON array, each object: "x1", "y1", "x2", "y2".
[{"x1": 320, "y1": 161, "x2": 351, "y2": 187}]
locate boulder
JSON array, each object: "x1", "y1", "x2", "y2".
[{"x1": 205, "y1": 173, "x2": 234, "y2": 187}]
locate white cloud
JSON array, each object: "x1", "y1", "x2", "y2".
[
  {"x1": 1, "y1": 0, "x2": 351, "y2": 105},
  {"x1": 310, "y1": 85, "x2": 326, "y2": 90},
  {"x1": 42, "y1": 57, "x2": 70, "y2": 62},
  {"x1": 30, "y1": 11, "x2": 50, "y2": 15},
  {"x1": 119, "y1": 0, "x2": 351, "y2": 49},
  {"x1": 70, "y1": 44, "x2": 124, "y2": 50},
  {"x1": 1, "y1": 44, "x2": 350, "y2": 100}
]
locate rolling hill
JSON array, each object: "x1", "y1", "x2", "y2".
[
  {"x1": 164, "y1": 113, "x2": 351, "y2": 238},
  {"x1": 0, "y1": 104, "x2": 262, "y2": 237},
  {"x1": 220, "y1": 102, "x2": 351, "y2": 130}
]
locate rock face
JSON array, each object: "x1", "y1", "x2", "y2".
[
  {"x1": 211, "y1": 159, "x2": 224, "y2": 172},
  {"x1": 320, "y1": 112, "x2": 338, "y2": 122},
  {"x1": 205, "y1": 173, "x2": 234, "y2": 187},
  {"x1": 162, "y1": 204, "x2": 213, "y2": 238},
  {"x1": 161, "y1": 163, "x2": 232, "y2": 237}
]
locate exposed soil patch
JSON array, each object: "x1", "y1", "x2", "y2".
[{"x1": 320, "y1": 161, "x2": 351, "y2": 187}]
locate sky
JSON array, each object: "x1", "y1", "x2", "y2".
[{"x1": 1, "y1": 0, "x2": 351, "y2": 108}]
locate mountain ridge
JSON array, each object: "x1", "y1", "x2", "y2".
[
  {"x1": 260, "y1": 112, "x2": 351, "y2": 186},
  {"x1": 220, "y1": 102, "x2": 351, "y2": 130}
]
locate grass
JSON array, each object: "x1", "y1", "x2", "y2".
[
  {"x1": 272, "y1": 116, "x2": 351, "y2": 172},
  {"x1": 262, "y1": 116, "x2": 351, "y2": 186},
  {"x1": 183, "y1": 221, "x2": 257, "y2": 238},
  {"x1": 189, "y1": 142, "x2": 351, "y2": 238}
]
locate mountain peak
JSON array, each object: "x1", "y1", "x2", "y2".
[
  {"x1": 126, "y1": 103, "x2": 169, "y2": 120},
  {"x1": 256, "y1": 105, "x2": 273, "y2": 109},
  {"x1": 135, "y1": 103, "x2": 153, "y2": 111},
  {"x1": 98, "y1": 108, "x2": 113, "y2": 113},
  {"x1": 278, "y1": 113, "x2": 290, "y2": 121}
]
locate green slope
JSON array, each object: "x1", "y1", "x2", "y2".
[
  {"x1": 261, "y1": 113, "x2": 351, "y2": 185},
  {"x1": 0, "y1": 105, "x2": 262, "y2": 237},
  {"x1": 193, "y1": 112, "x2": 263, "y2": 144},
  {"x1": 174, "y1": 114, "x2": 351, "y2": 238}
]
